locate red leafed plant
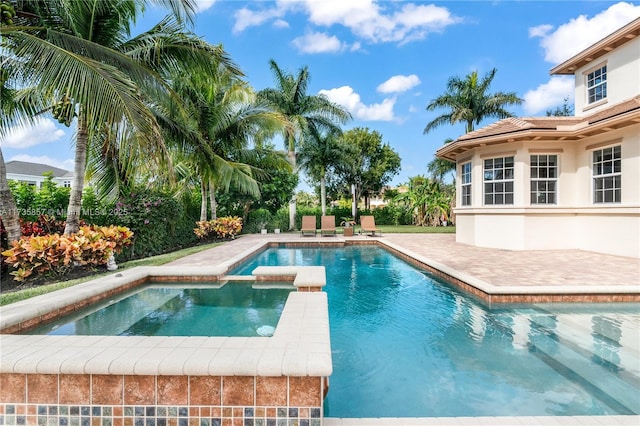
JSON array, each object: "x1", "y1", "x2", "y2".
[
  {"x1": 194, "y1": 216, "x2": 242, "y2": 240},
  {"x1": 1, "y1": 225, "x2": 133, "y2": 282}
]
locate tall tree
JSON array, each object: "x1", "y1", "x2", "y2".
[
  {"x1": 331, "y1": 127, "x2": 401, "y2": 212},
  {"x1": 423, "y1": 68, "x2": 522, "y2": 134},
  {"x1": 162, "y1": 69, "x2": 287, "y2": 221},
  {"x1": 258, "y1": 59, "x2": 351, "y2": 230},
  {"x1": 298, "y1": 125, "x2": 346, "y2": 215},
  {"x1": 1, "y1": 0, "x2": 232, "y2": 235}
]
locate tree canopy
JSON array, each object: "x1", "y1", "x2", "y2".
[
  {"x1": 330, "y1": 127, "x2": 401, "y2": 211},
  {"x1": 423, "y1": 68, "x2": 522, "y2": 134}
]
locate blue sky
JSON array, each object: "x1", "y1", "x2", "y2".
[{"x1": 2, "y1": 0, "x2": 639, "y2": 190}]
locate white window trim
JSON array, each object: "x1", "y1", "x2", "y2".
[
  {"x1": 483, "y1": 156, "x2": 514, "y2": 206},
  {"x1": 530, "y1": 154, "x2": 559, "y2": 205},
  {"x1": 584, "y1": 61, "x2": 607, "y2": 106},
  {"x1": 460, "y1": 161, "x2": 472, "y2": 207},
  {"x1": 592, "y1": 144, "x2": 621, "y2": 204}
]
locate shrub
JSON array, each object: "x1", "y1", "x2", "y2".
[
  {"x1": 1, "y1": 225, "x2": 133, "y2": 282},
  {"x1": 110, "y1": 189, "x2": 199, "y2": 259},
  {"x1": 194, "y1": 217, "x2": 243, "y2": 240},
  {"x1": 244, "y1": 209, "x2": 273, "y2": 234},
  {"x1": 20, "y1": 215, "x2": 68, "y2": 236}
]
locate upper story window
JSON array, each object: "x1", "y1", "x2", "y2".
[
  {"x1": 530, "y1": 155, "x2": 557, "y2": 204},
  {"x1": 460, "y1": 162, "x2": 472, "y2": 206},
  {"x1": 484, "y1": 156, "x2": 514, "y2": 205},
  {"x1": 63, "y1": 181, "x2": 71, "y2": 188},
  {"x1": 593, "y1": 145, "x2": 621, "y2": 203},
  {"x1": 586, "y1": 65, "x2": 607, "y2": 104}
]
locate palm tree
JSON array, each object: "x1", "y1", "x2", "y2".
[
  {"x1": 258, "y1": 59, "x2": 351, "y2": 230},
  {"x1": 426, "y1": 138, "x2": 455, "y2": 183},
  {"x1": 298, "y1": 125, "x2": 344, "y2": 215},
  {"x1": 423, "y1": 68, "x2": 522, "y2": 134},
  {"x1": 165, "y1": 69, "x2": 288, "y2": 221},
  {"x1": 0, "y1": 149, "x2": 21, "y2": 242},
  {"x1": 1, "y1": 0, "x2": 232, "y2": 235}
]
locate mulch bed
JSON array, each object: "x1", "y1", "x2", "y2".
[{"x1": 0, "y1": 266, "x2": 108, "y2": 294}]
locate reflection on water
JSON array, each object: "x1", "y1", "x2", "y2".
[
  {"x1": 230, "y1": 246, "x2": 640, "y2": 417},
  {"x1": 28, "y1": 282, "x2": 293, "y2": 337}
]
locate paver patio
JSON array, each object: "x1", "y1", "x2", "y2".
[{"x1": 169, "y1": 232, "x2": 640, "y2": 290}]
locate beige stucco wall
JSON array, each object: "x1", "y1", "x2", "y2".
[
  {"x1": 453, "y1": 125, "x2": 640, "y2": 258},
  {"x1": 574, "y1": 37, "x2": 640, "y2": 116}
]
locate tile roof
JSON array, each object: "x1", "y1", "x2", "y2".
[
  {"x1": 5, "y1": 161, "x2": 73, "y2": 178},
  {"x1": 437, "y1": 96, "x2": 640, "y2": 160}
]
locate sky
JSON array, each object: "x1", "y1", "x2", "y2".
[{"x1": 2, "y1": 0, "x2": 640, "y2": 191}]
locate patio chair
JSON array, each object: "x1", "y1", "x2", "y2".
[
  {"x1": 321, "y1": 215, "x2": 337, "y2": 236},
  {"x1": 360, "y1": 215, "x2": 382, "y2": 237},
  {"x1": 300, "y1": 215, "x2": 317, "y2": 237}
]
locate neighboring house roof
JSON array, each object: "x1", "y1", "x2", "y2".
[
  {"x1": 5, "y1": 161, "x2": 73, "y2": 178},
  {"x1": 437, "y1": 96, "x2": 640, "y2": 160},
  {"x1": 551, "y1": 18, "x2": 640, "y2": 75}
]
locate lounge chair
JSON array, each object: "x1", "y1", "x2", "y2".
[
  {"x1": 360, "y1": 215, "x2": 382, "y2": 236},
  {"x1": 300, "y1": 215, "x2": 317, "y2": 237},
  {"x1": 321, "y1": 215, "x2": 337, "y2": 236}
]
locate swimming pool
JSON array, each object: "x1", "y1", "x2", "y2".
[
  {"x1": 27, "y1": 282, "x2": 294, "y2": 337},
  {"x1": 229, "y1": 245, "x2": 640, "y2": 418}
]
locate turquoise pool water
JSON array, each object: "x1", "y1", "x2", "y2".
[
  {"x1": 229, "y1": 246, "x2": 640, "y2": 418},
  {"x1": 28, "y1": 282, "x2": 293, "y2": 337}
]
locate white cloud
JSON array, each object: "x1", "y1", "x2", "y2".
[
  {"x1": 304, "y1": 0, "x2": 459, "y2": 43},
  {"x1": 319, "y1": 86, "x2": 395, "y2": 121},
  {"x1": 530, "y1": 2, "x2": 640, "y2": 64},
  {"x1": 233, "y1": 5, "x2": 288, "y2": 33},
  {"x1": 377, "y1": 74, "x2": 421, "y2": 94},
  {"x1": 292, "y1": 31, "x2": 346, "y2": 54},
  {"x1": 523, "y1": 76, "x2": 574, "y2": 115},
  {"x1": 273, "y1": 19, "x2": 290, "y2": 29},
  {"x1": 194, "y1": 0, "x2": 216, "y2": 13},
  {"x1": 234, "y1": 0, "x2": 460, "y2": 45},
  {"x1": 0, "y1": 119, "x2": 66, "y2": 149},
  {"x1": 8, "y1": 154, "x2": 74, "y2": 172}
]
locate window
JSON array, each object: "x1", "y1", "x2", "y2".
[
  {"x1": 587, "y1": 65, "x2": 607, "y2": 104},
  {"x1": 63, "y1": 181, "x2": 71, "y2": 188},
  {"x1": 530, "y1": 155, "x2": 557, "y2": 204},
  {"x1": 484, "y1": 156, "x2": 514, "y2": 205},
  {"x1": 593, "y1": 145, "x2": 621, "y2": 203},
  {"x1": 460, "y1": 162, "x2": 472, "y2": 206}
]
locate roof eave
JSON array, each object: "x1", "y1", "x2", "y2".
[
  {"x1": 436, "y1": 109, "x2": 640, "y2": 162},
  {"x1": 550, "y1": 18, "x2": 640, "y2": 75}
]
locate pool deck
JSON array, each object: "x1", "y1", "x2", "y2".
[
  {"x1": 169, "y1": 232, "x2": 640, "y2": 294},
  {"x1": 168, "y1": 232, "x2": 640, "y2": 426}
]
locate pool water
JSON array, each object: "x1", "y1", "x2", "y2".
[
  {"x1": 28, "y1": 282, "x2": 293, "y2": 337},
  {"x1": 229, "y1": 246, "x2": 640, "y2": 418}
]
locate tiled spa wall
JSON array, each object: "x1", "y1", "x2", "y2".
[{"x1": 0, "y1": 373, "x2": 325, "y2": 425}]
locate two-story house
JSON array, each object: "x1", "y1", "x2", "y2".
[{"x1": 436, "y1": 18, "x2": 640, "y2": 258}]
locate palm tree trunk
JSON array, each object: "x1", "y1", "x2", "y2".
[
  {"x1": 288, "y1": 148, "x2": 296, "y2": 231},
  {"x1": 64, "y1": 110, "x2": 88, "y2": 235},
  {"x1": 209, "y1": 178, "x2": 217, "y2": 220},
  {"x1": 0, "y1": 147, "x2": 21, "y2": 242},
  {"x1": 200, "y1": 177, "x2": 207, "y2": 222},
  {"x1": 320, "y1": 172, "x2": 326, "y2": 216}
]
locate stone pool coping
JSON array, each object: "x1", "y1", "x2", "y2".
[
  {"x1": 175, "y1": 236, "x2": 640, "y2": 303},
  {"x1": 0, "y1": 266, "x2": 332, "y2": 378},
  {"x1": 378, "y1": 239, "x2": 640, "y2": 298}
]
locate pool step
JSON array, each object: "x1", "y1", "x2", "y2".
[{"x1": 527, "y1": 317, "x2": 640, "y2": 414}]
